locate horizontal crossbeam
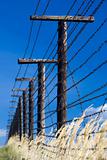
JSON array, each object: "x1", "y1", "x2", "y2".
[
  {"x1": 30, "y1": 15, "x2": 94, "y2": 22},
  {"x1": 10, "y1": 100, "x2": 17, "y2": 103},
  {"x1": 11, "y1": 95, "x2": 22, "y2": 97},
  {"x1": 8, "y1": 111, "x2": 15, "y2": 114},
  {"x1": 12, "y1": 88, "x2": 27, "y2": 92},
  {"x1": 18, "y1": 58, "x2": 58, "y2": 64},
  {"x1": 10, "y1": 106, "x2": 17, "y2": 109},
  {"x1": 16, "y1": 77, "x2": 35, "y2": 81}
]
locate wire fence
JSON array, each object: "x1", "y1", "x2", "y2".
[{"x1": 7, "y1": 0, "x2": 107, "y2": 157}]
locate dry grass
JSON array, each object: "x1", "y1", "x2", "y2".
[{"x1": 7, "y1": 105, "x2": 107, "y2": 160}]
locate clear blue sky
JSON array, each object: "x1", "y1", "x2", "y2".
[
  {"x1": 0, "y1": 0, "x2": 38, "y2": 146},
  {"x1": 0, "y1": 0, "x2": 107, "y2": 146}
]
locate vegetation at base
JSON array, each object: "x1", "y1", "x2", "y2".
[
  {"x1": 2, "y1": 105, "x2": 107, "y2": 160},
  {"x1": 0, "y1": 146, "x2": 20, "y2": 160}
]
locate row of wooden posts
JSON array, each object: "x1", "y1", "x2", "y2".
[
  {"x1": 8, "y1": 15, "x2": 94, "y2": 141},
  {"x1": 8, "y1": 80, "x2": 34, "y2": 140}
]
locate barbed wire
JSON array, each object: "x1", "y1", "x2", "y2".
[
  {"x1": 30, "y1": 1, "x2": 107, "y2": 105},
  {"x1": 8, "y1": 0, "x2": 107, "y2": 148}
]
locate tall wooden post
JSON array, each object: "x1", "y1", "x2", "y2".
[
  {"x1": 10, "y1": 98, "x2": 21, "y2": 137},
  {"x1": 11, "y1": 116, "x2": 14, "y2": 136},
  {"x1": 23, "y1": 90, "x2": 27, "y2": 137},
  {"x1": 18, "y1": 96, "x2": 22, "y2": 141},
  {"x1": 29, "y1": 15, "x2": 94, "y2": 132},
  {"x1": 13, "y1": 108, "x2": 18, "y2": 136},
  {"x1": 18, "y1": 59, "x2": 57, "y2": 137},
  {"x1": 57, "y1": 21, "x2": 67, "y2": 130},
  {"x1": 15, "y1": 78, "x2": 35, "y2": 139},
  {"x1": 37, "y1": 63, "x2": 45, "y2": 135},
  {"x1": 29, "y1": 80, "x2": 34, "y2": 140},
  {"x1": 15, "y1": 107, "x2": 19, "y2": 135}
]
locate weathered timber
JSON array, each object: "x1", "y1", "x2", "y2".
[
  {"x1": 12, "y1": 88, "x2": 27, "y2": 92},
  {"x1": 37, "y1": 63, "x2": 45, "y2": 135},
  {"x1": 30, "y1": 15, "x2": 94, "y2": 22},
  {"x1": 16, "y1": 77, "x2": 35, "y2": 81},
  {"x1": 11, "y1": 95, "x2": 22, "y2": 97},
  {"x1": 18, "y1": 97, "x2": 22, "y2": 141},
  {"x1": 57, "y1": 21, "x2": 67, "y2": 130},
  {"x1": 23, "y1": 90, "x2": 27, "y2": 137},
  {"x1": 28, "y1": 80, "x2": 34, "y2": 140},
  {"x1": 18, "y1": 59, "x2": 58, "y2": 64}
]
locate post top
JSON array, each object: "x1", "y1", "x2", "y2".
[
  {"x1": 11, "y1": 95, "x2": 22, "y2": 98},
  {"x1": 10, "y1": 100, "x2": 17, "y2": 103},
  {"x1": 12, "y1": 88, "x2": 27, "y2": 92},
  {"x1": 18, "y1": 58, "x2": 58, "y2": 64},
  {"x1": 30, "y1": 15, "x2": 94, "y2": 23},
  {"x1": 16, "y1": 77, "x2": 36, "y2": 81}
]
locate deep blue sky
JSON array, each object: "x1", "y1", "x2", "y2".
[
  {"x1": 0, "y1": 0, "x2": 38, "y2": 146},
  {"x1": 0, "y1": 0, "x2": 107, "y2": 146}
]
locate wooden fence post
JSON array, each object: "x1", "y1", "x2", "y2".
[
  {"x1": 57, "y1": 21, "x2": 67, "y2": 130},
  {"x1": 18, "y1": 96, "x2": 22, "y2": 141},
  {"x1": 29, "y1": 80, "x2": 34, "y2": 140},
  {"x1": 23, "y1": 90, "x2": 27, "y2": 137},
  {"x1": 37, "y1": 63, "x2": 45, "y2": 135}
]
